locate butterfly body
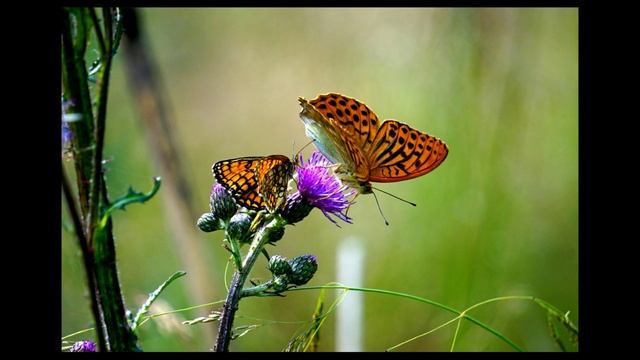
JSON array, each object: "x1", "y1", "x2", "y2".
[
  {"x1": 212, "y1": 155, "x2": 294, "y2": 212},
  {"x1": 298, "y1": 93, "x2": 448, "y2": 194}
]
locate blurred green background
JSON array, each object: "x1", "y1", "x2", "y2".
[{"x1": 62, "y1": 8, "x2": 578, "y2": 351}]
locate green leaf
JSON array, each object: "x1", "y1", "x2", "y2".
[
  {"x1": 101, "y1": 177, "x2": 161, "y2": 227},
  {"x1": 131, "y1": 271, "x2": 186, "y2": 331},
  {"x1": 182, "y1": 311, "x2": 222, "y2": 325},
  {"x1": 231, "y1": 324, "x2": 262, "y2": 340},
  {"x1": 546, "y1": 311, "x2": 567, "y2": 351},
  {"x1": 308, "y1": 289, "x2": 325, "y2": 351},
  {"x1": 534, "y1": 298, "x2": 579, "y2": 340}
]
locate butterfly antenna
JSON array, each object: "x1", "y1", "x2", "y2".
[
  {"x1": 292, "y1": 140, "x2": 315, "y2": 162},
  {"x1": 371, "y1": 191, "x2": 390, "y2": 226},
  {"x1": 371, "y1": 186, "x2": 417, "y2": 207},
  {"x1": 291, "y1": 140, "x2": 295, "y2": 161}
]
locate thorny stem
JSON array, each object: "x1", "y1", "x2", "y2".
[
  {"x1": 61, "y1": 7, "x2": 95, "y2": 217},
  {"x1": 91, "y1": 8, "x2": 140, "y2": 352},
  {"x1": 62, "y1": 164, "x2": 106, "y2": 351},
  {"x1": 94, "y1": 173, "x2": 140, "y2": 352},
  {"x1": 215, "y1": 216, "x2": 280, "y2": 352},
  {"x1": 62, "y1": 7, "x2": 139, "y2": 351},
  {"x1": 87, "y1": 7, "x2": 114, "y2": 247}
]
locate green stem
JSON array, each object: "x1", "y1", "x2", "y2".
[
  {"x1": 62, "y1": 164, "x2": 106, "y2": 351},
  {"x1": 87, "y1": 7, "x2": 114, "y2": 244},
  {"x1": 240, "y1": 280, "x2": 273, "y2": 297},
  {"x1": 61, "y1": 327, "x2": 95, "y2": 341},
  {"x1": 288, "y1": 285, "x2": 524, "y2": 352},
  {"x1": 225, "y1": 234, "x2": 243, "y2": 270},
  {"x1": 215, "y1": 216, "x2": 280, "y2": 352},
  {"x1": 62, "y1": 7, "x2": 139, "y2": 351},
  {"x1": 450, "y1": 316, "x2": 463, "y2": 352},
  {"x1": 92, "y1": 8, "x2": 140, "y2": 351},
  {"x1": 93, "y1": 178, "x2": 140, "y2": 351},
  {"x1": 61, "y1": 7, "x2": 95, "y2": 217},
  {"x1": 387, "y1": 315, "x2": 461, "y2": 352},
  {"x1": 89, "y1": 8, "x2": 106, "y2": 56},
  {"x1": 290, "y1": 284, "x2": 459, "y2": 314}
]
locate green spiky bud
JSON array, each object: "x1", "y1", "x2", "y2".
[
  {"x1": 227, "y1": 212, "x2": 254, "y2": 243},
  {"x1": 281, "y1": 193, "x2": 313, "y2": 225},
  {"x1": 197, "y1": 212, "x2": 222, "y2": 232},
  {"x1": 288, "y1": 254, "x2": 318, "y2": 285},
  {"x1": 268, "y1": 255, "x2": 291, "y2": 276},
  {"x1": 268, "y1": 225, "x2": 285, "y2": 244},
  {"x1": 271, "y1": 274, "x2": 290, "y2": 292},
  {"x1": 210, "y1": 184, "x2": 237, "y2": 223}
]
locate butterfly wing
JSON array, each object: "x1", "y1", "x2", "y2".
[
  {"x1": 299, "y1": 96, "x2": 369, "y2": 183},
  {"x1": 308, "y1": 93, "x2": 381, "y2": 154},
  {"x1": 212, "y1": 157, "x2": 266, "y2": 210},
  {"x1": 367, "y1": 120, "x2": 448, "y2": 182},
  {"x1": 255, "y1": 155, "x2": 294, "y2": 211}
]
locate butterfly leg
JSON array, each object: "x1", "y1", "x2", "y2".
[
  {"x1": 344, "y1": 192, "x2": 360, "y2": 217},
  {"x1": 325, "y1": 163, "x2": 342, "y2": 172},
  {"x1": 249, "y1": 210, "x2": 267, "y2": 233}
]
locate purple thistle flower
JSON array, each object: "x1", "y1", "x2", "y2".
[
  {"x1": 69, "y1": 340, "x2": 97, "y2": 352},
  {"x1": 292, "y1": 151, "x2": 356, "y2": 226}
]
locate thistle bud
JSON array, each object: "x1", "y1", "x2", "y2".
[
  {"x1": 210, "y1": 184, "x2": 237, "y2": 223},
  {"x1": 271, "y1": 274, "x2": 290, "y2": 292},
  {"x1": 227, "y1": 212, "x2": 254, "y2": 243},
  {"x1": 268, "y1": 255, "x2": 291, "y2": 276},
  {"x1": 288, "y1": 254, "x2": 318, "y2": 285},
  {"x1": 268, "y1": 225, "x2": 285, "y2": 243},
  {"x1": 197, "y1": 212, "x2": 222, "y2": 232},
  {"x1": 281, "y1": 193, "x2": 313, "y2": 225}
]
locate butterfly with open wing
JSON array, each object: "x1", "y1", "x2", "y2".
[
  {"x1": 212, "y1": 155, "x2": 295, "y2": 213},
  {"x1": 298, "y1": 93, "x2": 448, "y2": 195}
]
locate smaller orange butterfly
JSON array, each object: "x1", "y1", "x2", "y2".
[{"x1": 212, "y1": 155, "x2": 295, "y2": 212}]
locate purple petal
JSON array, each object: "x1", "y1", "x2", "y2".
[{"x1": 294, "y1": 151, "x2": 355, "y2": 225}]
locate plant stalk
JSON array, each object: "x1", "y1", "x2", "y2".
[
  {"x1": 62, "y1": 7, "x2": 139, "y2": 351},
  {"x1": 61, "y1": 7, "x2": 95, "y2": 217},
  {"x1": 215, "y1": 216, "x2": 279, "y2": 352},
  {"x1": 62, "y1": 164, "x2": 107, "y2": 351}
]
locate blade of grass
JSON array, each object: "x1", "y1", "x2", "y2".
[{"x1": 288, "y1": 284, "x2": 524, "y2": 352}]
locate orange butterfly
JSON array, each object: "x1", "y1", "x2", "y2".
[
  {"x1": 212, "y1": 155, "x2": 294, "y2": 212},
  {"x1": 298, "y1": 93, "x2": 448, "y2": 194}
]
